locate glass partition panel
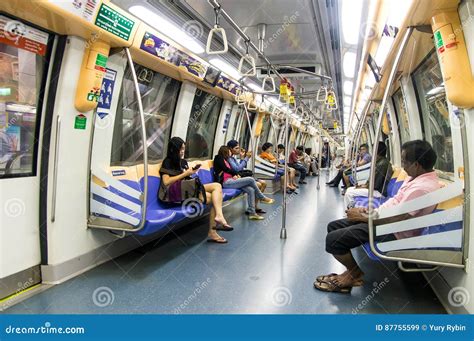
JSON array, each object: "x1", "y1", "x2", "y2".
[
  {"x1": 258, "y1": 114, "x2": 271, "y2": 152},
  {"x1": 392, "y1": 88, "x2": 411, "y2": 144},
  {"x1": 111, "y1": 64, "x2": 181, "y2": 165},
  {"x1": 238, "y1": 110, "x2": 256, "y2": 151},
  {"x1": 185, "y1": 89, "x2": 222, "y2": 159},
  {"x1": 412, "y1": 50, "x2": 454, "y2": 173},
  {"x1": 0, "y1": 30, "x2": 50, "y2": 177}
]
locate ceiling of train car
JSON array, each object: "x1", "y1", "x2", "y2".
[{"x1": 113, "y1": 0, "x2": 349, "y2": 130}]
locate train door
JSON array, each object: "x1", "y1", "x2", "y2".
[{"x1": 0, "y1": 16, "x2": 55, "y2": 299}]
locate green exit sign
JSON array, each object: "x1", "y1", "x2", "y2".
[{"x1": 95, "y1": 4, "x2": 135, "y2": 41}]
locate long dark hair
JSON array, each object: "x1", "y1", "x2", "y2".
[
  {"x1": 166, "y1": 136, "x2": 185, "y2": 169},
  {"x1": 218, "y1": 145, "x2": 231, "y2": 159}
]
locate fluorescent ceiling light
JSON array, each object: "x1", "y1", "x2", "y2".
[
  {"x1": 129, "y1": 5, "x2": 204, "y2": 54},
  {"x1": 366, "y1": 71, "x2": 377, "y2": 89},
  {"x1": 342, "y1": 0, "x2": 363, "y2": 45},
  {"x1": 344, "y1": 96, "x2": 351, "y2": 106},
  {"x1": 387, "y1": 0, "x2": 412, "y2": 28},
  {"x1": 343, "y1": 81, "x2": 353, "y2": 96},
  {"x1": 209, "y1": 58, "x2": 241, "y2": 80},
  {"x1": 343, "y1": 51, "x2": 357, "y2": 78},
  {"x1": 374, "y1": 35, "x2": 394, "y2": 68}
]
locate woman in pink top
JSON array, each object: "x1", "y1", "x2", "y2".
[
  {"x1": 314, "y1": 140, "x2": 441, "y2": 293},
  {"x1": 213, "y1": 146, "x2": 274, "y2": 220}
]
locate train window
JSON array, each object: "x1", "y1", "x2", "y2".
[
  {"x1": 225, "y1": 108, "x2": 241, "y2": 142},
  {"x1": 392, "y1": 88, "x2": 411, "y2": 144},
  {"x1": 258, "y1": 114, "x2": 271, "y2": 152},
  {"x1": 238, "y1": 110, "x2": 256, "y2": 151},
  {"x1": 0, "y1": 26, "x2": 50, "y2": 178},
  {"x1": 111, "y1": 65, "x2": 181, "y2": 164},
  {"x1": 185, "y1": 89, "x2": 222, "y2": 159},
  {"x1": 412, "y1": 51, "x2": 454, "y2": 173}
]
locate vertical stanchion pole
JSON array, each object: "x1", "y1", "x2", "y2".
[
  {"x1": 317, "y1": 131, "x2": 322, "y2": 190},
  {"x1": 280, "y1": 104, "x2": 290, "y2": 239},
  {"x1": 242, "y1": 102, "x2": 256, "y2": 175}
]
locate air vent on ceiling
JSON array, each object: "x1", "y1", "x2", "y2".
[{"x1": 257, "y1": 65, "x2": 322, "y2": 79}]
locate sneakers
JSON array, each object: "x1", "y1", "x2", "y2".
[
  {"x1": 249, "y1": 214, "x2": 265, "y2": 220},
  {"x1": 298, "y1": 181, "x2": 307, "y2": 184}
]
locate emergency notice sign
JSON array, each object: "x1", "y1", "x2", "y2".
[{"x1": 0, "y1": 15, "x2": 49, "y2": 56}]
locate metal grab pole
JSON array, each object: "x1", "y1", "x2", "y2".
[
  {"x1": 366, "y1": 26, "x2": 437, "y2": 264},
  {"x1": 317, "y1": 131, "x2": 322, "y2": 190},
  {"x1": 280, "y1": 104, "x2": 290, "y2": 239},
  {"x1": 350, "y1": 102, "x2": 370, "y2": 182},
  {"x1": 89, "y1": 48, "x2": 148, "y2": 232},
  {"x1": 242, "y1": 102, "x2": 256, "y2": 175},
  {"x1": 269, "y1": 115, "x2": 279, "y2": 178}
]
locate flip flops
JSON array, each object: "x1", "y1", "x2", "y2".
[
  {"x1": 314, "y1": 273, "x2": 365, "y2": 290},
  {"x1": 313, "y1": 278, "x2": 352, "y2": 294},
  {"x1": 207, "y1": 236, "x2": 228, "y2": 244}
]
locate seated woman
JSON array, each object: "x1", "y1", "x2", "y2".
[
  {"x1": 160, "y1": 137, "x2": 230, "y2": 244},
  {"x1": 260, "y1": 142, "x2": 298, "y2": 193},
  {"x1": 226, "y1": 139, "x2": 267, "y2": 214},
  {"x1": 214, "y1": 146, "x2": 274, "y2": 220}
]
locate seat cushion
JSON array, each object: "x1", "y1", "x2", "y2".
[
  {"x1": 223, "y1": 188, "x2": 242, "y2": 200},
  {"x1": 353, "y1": 196, "x2": 388, "y2": 208}
]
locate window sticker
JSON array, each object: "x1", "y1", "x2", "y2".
[{"x1": 0, "y1": 15, "x2": 49, "y2": 56}]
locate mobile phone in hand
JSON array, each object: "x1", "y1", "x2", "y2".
[{"x1": 192, "y1": 164, "x2": 201, "y2": 171}]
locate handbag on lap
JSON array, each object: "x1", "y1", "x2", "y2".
[
  {"x1": 237, "y1": 169, "x2": 254, "y2": 178},
  {"x1": 158, "y1": 168, "x2": 206, "y2": 204}
]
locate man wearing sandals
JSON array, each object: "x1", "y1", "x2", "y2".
[{"x1": 314, "y1": 140, "x2": 441, "y2": 293}]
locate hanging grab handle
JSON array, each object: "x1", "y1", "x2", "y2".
[
  {"x1": 238, "y1": 40, "x2": 257, "y2": 77},
  {"x1": 235, "y1": 88, "x2": 247, "y2": 105},
  {"x1": 206, "y1": 7, "x2": 228, "y2": 55},
  {"x1": 316, "y1": 86, "x2": 328, "y2": 102},
  {"x1": 262, "y1": 75, "x2": 276, "y2": 92},
  {"x1": 248, "y1": 93, "x2": 258, "y2": 110},
  {"x1": 261, "y1": 65, "x2": 276, "y2": 92}
]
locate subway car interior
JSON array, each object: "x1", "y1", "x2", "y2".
[{"x1": 0, "y1": 0, "x2": 474, "y2": 316}]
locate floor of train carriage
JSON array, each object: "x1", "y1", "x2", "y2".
[{"x1": 4, "y1": 172, "x2": 446, "y2": 314}]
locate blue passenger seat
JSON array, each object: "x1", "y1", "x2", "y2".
[{"x1": 92, "y1": 160, "x2": 246, "y2": 236}]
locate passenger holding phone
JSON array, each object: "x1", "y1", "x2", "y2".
[
  {"x1": 226, "y1": 140, "x2": 267, "y2": 212},
  {"x1": 161, "y1": 137, "x2": 231, "y2": 244},
  {"x1": 213, "y1": 146, "x2": 274, "y2": 220}
]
